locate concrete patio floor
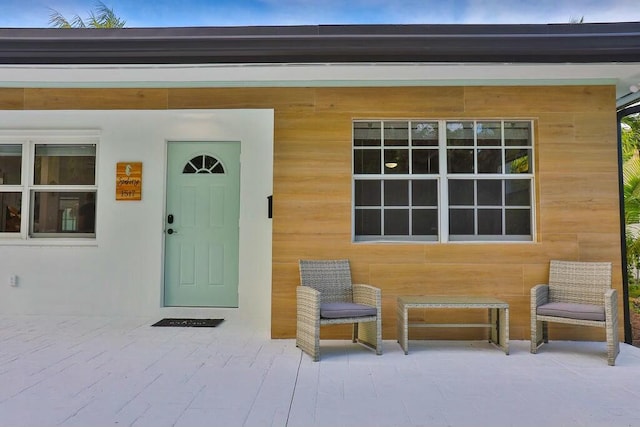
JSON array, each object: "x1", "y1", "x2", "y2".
[{"x1": 1, "y1": 315, "x2": 639, "y2": 427}]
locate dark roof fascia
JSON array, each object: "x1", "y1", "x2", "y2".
[{"x1": 1, "y1": 22, "x2": 640, "y2": 65}]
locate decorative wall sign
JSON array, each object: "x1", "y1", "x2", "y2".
[{"x1": 116, "y1": 162, "x2": 142, "y2": 200}]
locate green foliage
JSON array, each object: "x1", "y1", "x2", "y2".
[
  {"x1": 624, "y1": 157, "x2": 640, "y2": 225},
  {"x1": 623, "y1": 114, "x2": 640, "y2": 283},
  {"x1": 622, "y1": 114, "x2": 640, "y2": 162},
  {"x1": 630, "y1": 286, "x2": 640, "y2": 314},
  {"x1": 49, "y1": 1, "x2": 126, "y2": 28},
  {"x1": 623, "y1": 115, "x2": 640, "y2": 225}
]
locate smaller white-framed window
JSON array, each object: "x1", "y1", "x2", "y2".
[{"x1": 0, "y1": 134, "x2": 98, "y2": 240}]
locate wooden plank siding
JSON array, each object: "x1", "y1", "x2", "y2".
[{"x1": 6, "y1": 85, "x2": 622, "y2": 342}]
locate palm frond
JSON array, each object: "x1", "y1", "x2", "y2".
[
  {"x1": 71, "y1": 15, "x2": 87, "y2": 28},
  {"x1": 92, "y1": 1, "x2": 126, "y2": 28},
  {"x1": 48, "y1": 2, "x2": 125, "y2": 29},
  {"x1": 48, "y1": 8, "x2": 74, "y2": 28}
]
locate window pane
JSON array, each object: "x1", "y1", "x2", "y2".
[
  {"x1": 412, "y1": 209, "x2": 438, "y2": 235},
  {"x1": 478, "y1": 209, "x2": 502, "y2": 235},
  {"x1": 412, "y1": 180, "x2": 438, "y2": 206},
  {"x1": 384, "y1": 180, "x2": 408, "y2": 206},
  {"x1": 32, "y1": 191, "x2": 96, "y2": 234},
  {"x1": 505, "y1": 121, "x2": 532, "y2": 147},
  {"x1": 384, "y1": 121, "x2": 408, "y2": 146},
  {"x1": 412, "y1": 122, "x2": 438, "y2": 146},
  {"x1": 0, "y1": 192, "x2": 21, "y2": 232},
  {"x1": 0, "y1": 145, "x2": 22, "y2": 185},
  {"x1": 477, "y1": 121, "x2": 501, "y2": 146},
  {"x1": 477, "y1": 180, "x2": 502, "y2": 206},
  {"x1": 34, "y1": 144, "x2": 96, "y2": 185},
  {"x1": 183, "y1": 163, "x2": 197, "y2": 174},
  {"x1": 354, "y1": 149, "x2": 381, "y2": 174},
  {"x1": 384, "y1": 149, "x2": 409, "y2": 174},
  {"x1": 506, "y1": 149, "x2": 531, "y2": 174},
  {"x1": 505, "y1": 180, "x2": 531, "y2": 206},
  {"x1": 449, "y1": 180, "x2": 474, "y2": 205},
  {"x1": 355, "y1": 209, "x2": 381, "y2": 236},
  {"x1": 355, "y1": 180, "x2": 381, "y2": 206},
  {"x1": 506, "y1": 209, "x2": 531, "y2": 235},
  {"x1": 412, "y1": 149, "x2": 439, "y2": 174},
  {"x1": 477, "y1": 149, "x2": 502, "y2": 173},
  {"x1": 449, "y1": 208, "x2": 474, "y2": 234},
  {"x1": 446, "y1": 121, "x2": 474, "y2": 146},
  {"x1": 354, "y1": 122, "x2": 381, "y2": 146},
  {"x1": 447, "y1": 149, "x2": 474, "y2": 173},
  {"x1": 384, "y1": 209, "x2": 409, "y2": 235},
  {"x1": 190, "y1": 155, "x2": 204, "y2": 170}
]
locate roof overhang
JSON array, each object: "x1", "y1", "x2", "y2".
[{"x1": 0, "y1": 23, "x2": 639, "y2": 108}]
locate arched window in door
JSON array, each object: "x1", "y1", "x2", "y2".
[{"x1": 182, "y1": 154, "x2": 225, "y2": 174}]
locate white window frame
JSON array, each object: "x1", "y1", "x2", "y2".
[
  {"x1": 0, "y1": 130, "x2": 100, "y2": 244},
  {"x1": 352, "y1": 119, "x2": 535, "y2": 243}
]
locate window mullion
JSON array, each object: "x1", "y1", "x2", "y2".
[
  {"x1": 502, "y1": 179, "x2": 506, "y2": 235},
  {"x1": 20, "y1": 142, "x2": 30, "y2": 239},
  {"x1": 439, "y1": 121, "x2": 449, "y2": 243},
  {"x1": 474, "y1": 180, "x2": 478, "y2": 236},
  {"x1": 408, "y1": 178, "x2": 413, "y2": 237},
  {"x1": 380, "y1": 180, "x2": 385, "y2": 236}
]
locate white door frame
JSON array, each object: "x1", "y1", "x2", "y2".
[{"x1": 159, "y1": 109, "x2": 274, "y2": 335}]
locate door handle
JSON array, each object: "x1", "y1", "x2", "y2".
[{"x1": 167, "y1": 228, "x2": 176, "y2": 235}]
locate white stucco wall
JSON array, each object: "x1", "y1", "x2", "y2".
[{"x1": 0, "y1": 109, "x2": 274, "y2": 335}]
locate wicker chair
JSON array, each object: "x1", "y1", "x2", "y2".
[
  {"x1": 531, "y1": 260, "x2": 619, "y2": 366},
  {"x1": 296, "y1": 259, "x2": 382, "y2": 361}
]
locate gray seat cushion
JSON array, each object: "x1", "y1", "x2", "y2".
[
  {"x1": 537, "y1": 302, "x2": 605, "y2": 321},
  {"x1": 320, "y1": 302, "x2": 377, "y2": 319}
]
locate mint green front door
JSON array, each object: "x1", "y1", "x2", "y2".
[{"x1": 164, "y1": 142, "x2": 240, "y2": 307}]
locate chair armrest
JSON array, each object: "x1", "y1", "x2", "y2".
[
  {"x1": 531, "y1": 284, "x2": 549, "y2": 308},
  {"x1": 353, "y1": 284, "x2": 381, "y2": 309},
  {"x1": 297, "y1": 286, "x2": 321, "y2": 318},
  {"x1": 604, "y1": 288, "x2": 618, "y2": 322}
]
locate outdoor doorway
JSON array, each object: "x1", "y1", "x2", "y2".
[{"x1": 619, "y1": 104, "x2": 640, "y2": 346}]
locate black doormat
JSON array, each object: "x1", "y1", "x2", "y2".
[{"x1": 151, "y1": 318, "x2": 224, "y2": 327}]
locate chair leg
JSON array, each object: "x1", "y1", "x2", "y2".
[
  {"x1": 355, "y1": 320, "x2": 382, "y2": 355},
  {"x1": 352, "y1": 322, "x2": 358, "y2": 343},
  {"x1": 531, "y1": 316, "x2": 541, "y2": 353},
  {"x1": 296, "y1": 314, "x2": 320, "y2": 362},
  {"x1": 375, "y1": 315, "x2": 382, "y2": 355},
  {"x1": 531, "y1": 318, "x2": 548, "y2": 353},
  {"x1": 606, "y1": 320, "x2": 619, "y2": 366}
]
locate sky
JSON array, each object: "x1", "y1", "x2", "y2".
[{"x1": 1, "y1": 0, "x2": 639, "y2": 28}]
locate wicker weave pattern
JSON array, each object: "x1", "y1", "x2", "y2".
[
  {"x1": 296, "y1": 259, "x2": 382, "y2": 361},
  {"x1": 299, "y1": 259, "x2": 353, "y2": 304},
  {"x1": 531, "y1": 260, "x2": 619, "y2": 366},
  {"x1": 549, "y1": 260, "x2": 612, "y2": 305}
]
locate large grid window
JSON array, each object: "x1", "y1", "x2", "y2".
[
  {"x1": 0, "y1": 140, "x2": 97, "y2": 239},
  {"x1": 353, "y1": 120, "x2": 534, "y2": 242}
]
